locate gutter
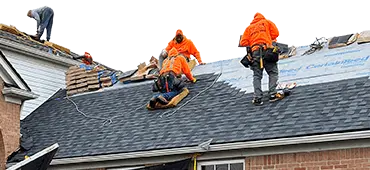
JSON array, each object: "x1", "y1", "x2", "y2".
[
  {"x1": 51, "y1": 129, "x2": 370, "y2": 165},
  {"x1": 0, "y1": 38, "x2": 80, "y2": 66},
  {"x1": 7, "y1": 143, "x2": 59, "y2": 170},
  {"x1": 2, "y1": 87, "x2": 39, "y2": 100}
]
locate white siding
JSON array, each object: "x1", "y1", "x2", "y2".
[{"x1": 2, "y1": 49, "x2": 70, "y2": 119}]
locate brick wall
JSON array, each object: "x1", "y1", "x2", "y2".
[
  {"x1": 0, "y1": 78, "x2": 21, "y2": 159},
  {"x1": 245, "y1": 147, "x2": 370, "y2": 170},
  {"x1": 0, "y1": 129, "x2": 5, "y2": 170}
]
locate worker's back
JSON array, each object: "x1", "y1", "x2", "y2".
[
  {"x1": 160, "y1": 55, "x2": 185, "y2": 75},
  {"x1": 240, "y1": 13, "x2": 279, "y2": 51},
  {"x1": 160, "y1": 48, "x2": 195, "y2": 82}
]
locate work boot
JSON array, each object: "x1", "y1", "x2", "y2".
[
  {"x1": 156, "y1": 95, "x2": 169, "y2": 105},
  {"x1": 149, "y1": 98, "x2": 156, "y2": 108},
  {"x1": 252, "y1": 97, "x2": 263, "y2": 106},
  {"x1": 30, "y1": 31, "x2": 41, "y2": 41},
  {"x1": 30, "y1": 34, "x2": 40, "y2": 41}
]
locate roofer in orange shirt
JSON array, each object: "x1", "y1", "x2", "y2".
[
  {"x1": 158, "y1": 29, "x2": 205, "y2": 70},
  {"x1": 149, "y1": 47, "x2": 196, "y2": 108},
  {"x1": 239, "y1": 12, "x2": 280, "y2": 106}
]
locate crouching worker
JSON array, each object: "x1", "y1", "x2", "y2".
[
  {"x1": 148, "y1": 47, "x2": 196, "y2": 109},
  {"x1": 73, "y1": 52, "x2": 93, "y2": 65}
]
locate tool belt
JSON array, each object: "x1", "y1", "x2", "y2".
[
  {"x1": 152, "y1": 71, "x2": 185, "y2": 93},
  {"x1": 162, "y1": 53, "x2": 189, "y2": 62},
  {"x1": 240, "y1": 44, "x2": 280, "y2": 69}
]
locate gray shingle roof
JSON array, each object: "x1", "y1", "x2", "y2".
[{"x1": 16, "y1": 73, "x2": 370, "y2": 159}]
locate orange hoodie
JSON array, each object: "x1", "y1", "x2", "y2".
[
  {"x1": 165, "y1": 29, "x2": 202, "y2": 64},
  {"x1": 240, "y1": 13, "x2": 279, "y2": 52},
  {"x1": 160, "y1": 47, "x2": 195, "y2": 81}
]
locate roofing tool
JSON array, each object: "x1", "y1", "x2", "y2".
[
  {"x1": 259, "y1": 46, "x2": 264, "y2": 69},
  {"x1": 260, "y1": 57, "x2": 264, "y2": 69},
  {"x1": 273, "y1": 46, "x2": 278, "y2": 53}
]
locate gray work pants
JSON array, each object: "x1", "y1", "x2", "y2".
[
  {"x1": 159, "y1": 55, "x2": 164, "y2": 70},
  {"x1": 250, "y1": 51, "x2": 279, "y2": 99}
]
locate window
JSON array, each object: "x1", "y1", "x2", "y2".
[
  {"x1": 107, "y1": 166, "x2": 144, "y2": 170},
  {"x1": 198, "y1": 159, "x2": 244, "y2": 170}
]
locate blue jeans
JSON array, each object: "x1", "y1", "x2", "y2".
[
  {"x1": 38, "y1": 7, "x2": 54, "y2": 41},
  {"x1": 152, "y1": 90, "x2": 180, "y2": 101}
]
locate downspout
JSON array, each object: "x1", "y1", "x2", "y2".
[
  {"x1": 193, "y1": 156, "x2": 196, "y2": 170},
  {"x1": 193, "y1": 153, "x2": 201, "y2": 170}
]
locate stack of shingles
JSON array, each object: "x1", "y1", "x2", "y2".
[{"x1": 65, "y1": 66, "x2": 113, "y2": 96}]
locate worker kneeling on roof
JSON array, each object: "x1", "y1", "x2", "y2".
[
  {"x1": 149, "y1": 47, "x2": 196, "y2": 108},
  {"x1": 239, "y1": 12, "x2": 280, "y2": 106},
  {"x1": 158, "y1": 29, "x2": 205, "y2": 70}
]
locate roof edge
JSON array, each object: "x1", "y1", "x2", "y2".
[
  {"x1": 7, "y1": 143, "x2": 59, "y2": 170},
  {"x1": 0, "y1": 38, "x2": 80, "y2": 67},
  {"x1": 2, "y1": 87, "x2": 39, "y2": 100},
  {"x1": 0, "y1": 50, "x2": 31, "y2": 91},
  {"x1": 51, "y1": 129, "x2": 370, "y2": 165}
]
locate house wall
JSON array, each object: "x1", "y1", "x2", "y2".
[
  {"x1": 0, "y1": 78, "x2": 20, "y2": 158},
  {"x1": 0, "y1": 49, "x2": 71, "y2": 119},
  {"x1": 0, "y1": 129, "x2": 5, "y2": 170},
  {"x1": 245, "y1": 147, "x2": 370, "y2": 170}
]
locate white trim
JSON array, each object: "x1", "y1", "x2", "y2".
[
  {"x1": 7, "y1": 143, "x2": 59, "y2": 170},
  {"x1": 4, "y1": 96, "x2": 22, "y2": 104},
  {"x1": 49, "y1": 138, "x2": 370, "y2": 170},
  {"x1": 0, "y1": 55, "x2": 29, "y2": 90},
  {"x1": 0, "y1": 38, "x2": 80, "y2": 66},
  {"x1": 51, "y1": 130, "x2": 370, "y2": 165},
  {"x1": 197, "y1": 159, "x2": 245, "y2": 170},
  {"x1": 2, "y1": 87, "x2": 38, "y2": 101}
]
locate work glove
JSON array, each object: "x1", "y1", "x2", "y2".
[{"x1": 160, "y1": 50, "x2": 168, "y2": 58}]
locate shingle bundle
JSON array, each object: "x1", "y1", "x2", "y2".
[{"x1": 65, "y1": 65, "x2": 113, "y2": 96}]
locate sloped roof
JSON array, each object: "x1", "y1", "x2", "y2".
[
  {"x1": 13, "y1": 34, "x2": 370, "y2": 161},
  {"x1": 0, "y1": 29, "x2": 78, "y2": 59},
  {"x1": 7, "y1": 143, "x2": 58, "y2": 170}
]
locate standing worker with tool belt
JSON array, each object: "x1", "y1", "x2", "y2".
[
  {"x1": 239, "y1": 12, "x2": 280, "y2": 106},
  {"x1": 149, "y1": 47, "x2": 196, "y2": 108}
]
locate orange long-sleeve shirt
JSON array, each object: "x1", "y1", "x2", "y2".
[
  {"x1": 165, "y1": 29, "x2": 202, "y2": 64},
  {"x1": 160, "y1": 48, "x2": 195, "y2": 81},
  {"x1": 240, "y1": 13, "x2": 279, "y2": 52}
]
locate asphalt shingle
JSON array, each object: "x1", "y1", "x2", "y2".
[{"x1": 15, "y1": 74, "x2": 370, "y2": 159}]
